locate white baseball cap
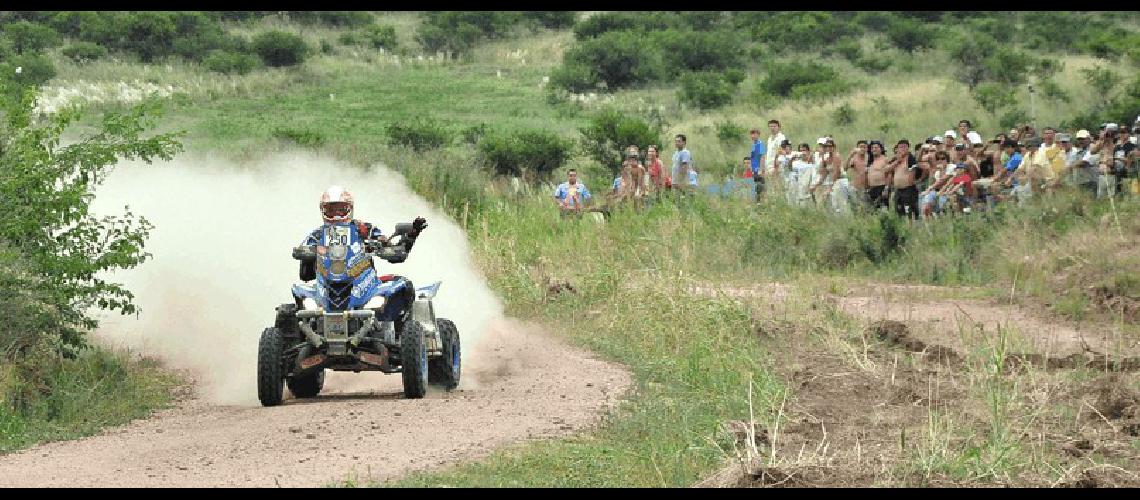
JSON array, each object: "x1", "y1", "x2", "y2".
[
  {"x1": 944, "y1": 130, "x2": 957, "y2": 139},
  {"x1": 1075, "y1": 129, "x2": 1091, "y2": 139},
  {"x1": 930, "y1": 135, "x2": 943, "y2": 144},
  {"x1": 816, "y1": 137, "x2": 828, "y2": 145}
]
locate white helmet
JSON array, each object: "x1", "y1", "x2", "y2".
[{"x1": 319, "y1": 185, "x2": 354, "y2": 224}]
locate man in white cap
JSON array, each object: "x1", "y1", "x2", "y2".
[{"x1": 943, "y1": 130, "x2": 957, "y2": 149}]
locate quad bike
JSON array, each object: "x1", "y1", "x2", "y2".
[{"x1": 257, "y1": 221, "x2": 460, "y2": 406}]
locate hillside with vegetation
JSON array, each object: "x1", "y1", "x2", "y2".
[{"x1": 2, "y1": 11, "x2": 1140, "y2": 487}]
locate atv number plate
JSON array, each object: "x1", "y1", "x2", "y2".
[{"x1": 324, "y1": 314, "x2": 349, "y2": 340}]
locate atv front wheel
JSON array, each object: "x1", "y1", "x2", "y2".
[
  {"x1": 287, "y1": 369, "x2": 325, "y2": 398},
  {"x1": 257, "y1": 327, "x2": 285, "y2": 407},
  {"x1": 400, "y1": 321, "x2": 429, "y2": 399},
  {"x1": 428, "y1": 318, "x2": 461, "y2": 390}
]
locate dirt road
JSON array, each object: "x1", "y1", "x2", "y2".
[{"x1": 0, "y1": 319, "x2": 631, "y2": 487}]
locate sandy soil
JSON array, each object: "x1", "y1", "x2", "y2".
[{"x1": 0, "y1": 319, "x2": 632, "y2": 487}]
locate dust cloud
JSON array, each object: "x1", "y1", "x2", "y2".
[{"x1": 89, "y1": 149, "x2": 504, "y2": 405}]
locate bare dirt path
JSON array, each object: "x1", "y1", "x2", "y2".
[{"x1": 0, "y1": 319, "x2": 632, "y2": 487}]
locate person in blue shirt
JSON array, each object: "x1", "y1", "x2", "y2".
[
  {"x1": 750, "y1": 128, "x2": 767, "y2": 199},
  {"x1": 553, "y1": 168, "x2": 591, "y2": 215},
  {"x1": 671, "y1": 134, "x2": 693, "y2": 190}
]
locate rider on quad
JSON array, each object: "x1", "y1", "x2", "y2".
[{"x1": 297, "y1": 185, "x2": 428, "y2": 311}]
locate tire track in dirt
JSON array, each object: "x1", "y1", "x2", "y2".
[{"x1": 0, "y1": 318, "x2": 632, "y2": 487}]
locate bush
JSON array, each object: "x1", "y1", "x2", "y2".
[
  {"x1": 461, "y1": 123, "x2": 488, "y2": 145},
  {"x1": 0, "y1": 54, "x2": 56, "y2": 87},
  {"x1": 61, "y1": 42, "x2": 107, "y2": 63},
  {"x1": 971, "y1": 82, "x2": 1018, "y2": 115},
  {"x1": 523, "y1": 11, "x2": 578, "y2": 30},
  {"x1": 579, "y1": 108, "x2": 661, "y2": 175},
  {"x1": 252, "y1": 31, "x2": 309, "y2": 67},
  {"x1": 884, "y1": 17, "x2": 939, "y2": 52},
  {"x1": 549, "y1": 63, "x2": 598, "y2": 93},
  {"x1": 652, "y1": 29, "x2": 744, "y2": 76},
  {"x1": 271, "y1": 127, "x2": 326, "y2": 148},
  {"x1": 757, "y1": 61, "x2": 851, "y2": 100},
  {"x1": 833, "y1": 103, "x2": 856, "y2": 126},
  {"x1": 715, "y1": 120, "x2": 745, "y2": 143},
  {"x1": 285, "y1": 11, "x2": 374, "y2": 27},
  {"x1": 555, "y1": 31, "x2": 661, "y2": 91},
  {"x1": 828, "y1": 38, "x2": 862, "y2": 62},
  {"x1": 202, "y1": 50, "x2": 260, "y2": 75},
  {"x1": 416, "y1": 11, "x2": 523, "y2": 56},
  {"x1": 477, "y1": 129, "x2": 572, "y2": 177},
  {"x1": 572, "y1": 11, "x2": 677, "y2": 39},
  {"x1": 2, "y1": 21, "x2": 61, "y2": 54},
  {"x1": 678, "y1": 71, "x2": 738, "y2": 110},
  {"x1": 0, "y1": 83, "x2": 183, "y2": 358},
  {"x1": 121, "y1": 11, "x2": 177, "y2": 62},
  {"x1": 745, "y1": 12, "x2": 861, "y2": 51},
  {"x1": 386, "y1": 118, "x2": 452, "y2": 152},
  {"x1": 362, "y1": 24, "x2": 398, "y2": 51},
  {"x1": 998, "y1": 108, "x2": 1031, "y2": 130}
]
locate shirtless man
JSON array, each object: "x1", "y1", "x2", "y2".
[
  {"x1": 889, "y1": 139, "x2": 922, "y2": 220},
  {"x1": 817, "y1": 139, "x2": 844, "y2": 211},
  {"x1": 866, "y1": 141, "x2": 892, "y2": 210},
  {"x1": 846, "y1": 140, "x2": 870, "y2": 210},
  {"x1": 620, "y1": 150, "x2": 646, "y2": 202}
]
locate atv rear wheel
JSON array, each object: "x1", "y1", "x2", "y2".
[
  {"x1": 400, "y1": 320, "x2": 429, "y2": 399},
  {"x1": 257, "y1": 327, "x2": 285, "y2": 407},
  {"x1": 287, "y1": 369, "x2": 325, "y2": 398},
  {"x1": 428, "y1": 318, "x2": 461, "y2": 390}
]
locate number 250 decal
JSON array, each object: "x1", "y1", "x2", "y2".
[{"x1": 327, "y1": 227, "x2": 351, "y2": 246}]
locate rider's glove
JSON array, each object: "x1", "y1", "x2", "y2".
[{"x1": 410, "y1": 216, "x2": 428, "y2": 237}]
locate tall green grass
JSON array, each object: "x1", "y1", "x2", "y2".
[{"x1": 0, "y1": 348, "x2": 180, "y2": 453}]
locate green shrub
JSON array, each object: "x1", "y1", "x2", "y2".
[
  {"x1": 998, "y1": 108, "x2": 1031, "y2": 130},
  {"x1": 0, "y1": 54, "x2": 56, "y2": 87},
  {"x1": 60, "y1": 42, "x2": 107, "y2": 63},
  {"x1": 678, "y1": 71, "x2": 738, "y2": 110},
  {"x1": 2, "y1": 20, "x2": 61, "y2": 54},
  {"x1": 758, "y1": 61, "x2": 851, "y2": 100},
  {"x1": 286, "y1": 11, "x2": 374, "y2": 27},
  {"x1": 386, "y1": 118, "x2": 452, "y2": 152},
  {"x1": 579, "y1": 108, "x2": 661, "y2": 175},
  {"x1": 416, "y1": 11, "x2": 523, "y2": 56},
  {"x1": 652, "y1": 29, "x2": 744, "y2": 75},
  {"x1": 971, "y1": 82, "x2": 1018, "y2": 115},
  {"x1": 523, "y1": 11, "x2": 578, "y2": 30},
  {"x1": 461, "y1": 123, "x2": 488, "y2": 145},
  {"x1": 833, "y1": 103, "x2": 856, "y2": 126},
  {"x1": 828, "y1": 38, "x2": 863, "y2": 62},
  {"x1": 271, "y1": 127, "x2": 326, "y2": 148},
  {"x1": 252, "y1": 30, "x2": 309, "y2": 67},
  {"x1": 477, "y1": 129, "x2": 573, "y2": 177},
  {"x1": 362, "y1": 24, "x2": 398, "y2": 51},
  {"x1": 202, "y1": 50, "x2": 260, "y2": 75},
  {"x1": 572, "y1": 11, "x2": 677, "y2": 39},
  {"x1": 714, "y1": 120, "x2": 745, "y2": 143},
  {"x1": 744, "y1": 11, "x2": 861, "y2": 51},
  {"x1": 885, "y1": 17, "x2": 939, "y2": 52},
  {"x1": 555, "y1": 31, "x2": 661, "y2": 91},
  {"x1": 549, "y1": 63, "x2": 598, "y2": 93},
  {"x1": 121, "y1": 12, "x2": 177, "y2": 62}
]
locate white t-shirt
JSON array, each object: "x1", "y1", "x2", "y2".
[{"x1": 765, "y1": 132, "x2": 786, "y2": 173}]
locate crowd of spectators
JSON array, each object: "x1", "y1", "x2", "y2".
[{"x1": 556, "y1": 116, "x2": 1140, "y2": 219}]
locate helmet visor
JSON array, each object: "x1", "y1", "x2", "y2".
[{"x1": 322, "y1": 201, "x2": 351, "y2": 219}]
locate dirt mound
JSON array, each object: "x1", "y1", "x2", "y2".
[
  {"x1": 1088, "y1": 286, "x2": 1140, "y2": 323},
  {"x1": 1081, "y1": 374, "x2": 1140, "y2": 436}
]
